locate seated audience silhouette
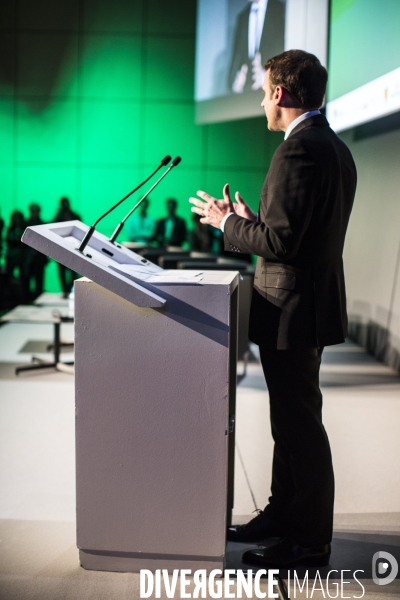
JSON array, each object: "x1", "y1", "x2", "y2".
[
  {"x1": 22, "y1": 203, "x2": 48, "y2": 301},
  {"x1": 154, "y1": 198, "x2": 187, "y2": 247},
  {"x1": 53, "y1": 197, "x2": 81, "y2": 297},
  {"x1": 127, "y1": 198, "x2": 156, "y2": 244}
]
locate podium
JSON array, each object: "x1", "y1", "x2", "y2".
[{"x1": 22, "y1": 221, "x2": 238, "y2": 573}]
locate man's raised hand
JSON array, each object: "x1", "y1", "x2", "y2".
[
  {"x1": 189, "y1": 184, "x2": 234, "y2": 229},
  {"x1": 189, "y1": 184, "x2": 257, "y2": 229}
]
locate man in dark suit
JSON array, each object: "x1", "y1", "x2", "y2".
[
  {"x1": 154, "y1": 198, "x2": 187, "y2": 247},
  {"x1": 190, "y1": 50, "x2": 357, "y2": 568},
  {"x1": 228, "y1": 0, "x2": 285, "y2": 93}
]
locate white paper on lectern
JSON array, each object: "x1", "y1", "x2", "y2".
[
  {"x1": 111, "y1": 264, "x2": 204, "y2": 283},
  {"x1": 147, "y1": 274, "x2": 204, "y2": 283},
  {"x1": 148, "y1": 269, "x2": 203, "y2": 283}
]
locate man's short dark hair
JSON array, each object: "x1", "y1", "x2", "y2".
[
  {"x1": 166, "y1": 198, "x2": 177, "y2": 208},
  {"x1": 265, "y1": 49, "x2": 328, "y2": 110}
]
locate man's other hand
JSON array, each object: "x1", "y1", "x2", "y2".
[{"x1": 233, "y1": 191, "x2": 257, "y2": 221}]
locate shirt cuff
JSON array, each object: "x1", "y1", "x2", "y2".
[{"x1": 220, "y1": 212, "x2": 234, "y2": 232}]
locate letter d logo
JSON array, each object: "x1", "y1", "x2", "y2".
[{"x1": 372, "y1": 551, "x2": 398, "y2": 586}]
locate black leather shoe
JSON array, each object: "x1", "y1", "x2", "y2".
[
  {"x1": 227, "y1": 511, "x2": 283, "y2": 543},
  {"x1": 242, "y1": 537, "x2": 331, "y2": 568}
]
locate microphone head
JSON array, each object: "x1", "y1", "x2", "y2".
[
  {"x1": 171, "y1": 156, "x2": 182, "y2": 166},
  {"x1": 161, "y1": 155, "x2": 172, "y2": 166}
]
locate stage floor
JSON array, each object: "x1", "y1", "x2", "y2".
[{"x1": 0, "y1": 319, "x2": 399, "y2": 598}]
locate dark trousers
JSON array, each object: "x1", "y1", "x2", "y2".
[
  {"x1": 22, "y1": 254, "x2": 46, "y2": 301},
  {"x1": 58, "y1": 263, "x2": 76, "y2": 295},
  {"x1": 259, "y1": 346, "x2": 334, "y2": 546}
]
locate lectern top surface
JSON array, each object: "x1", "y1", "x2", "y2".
[
  {"x1": 22, "y1": 221, "x2": 239, "y2": 306},
  {"x1": 22, "y1": 220, "x2": 166, "y2": 308}
]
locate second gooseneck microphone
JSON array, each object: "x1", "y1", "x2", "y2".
[
  {"x1": 77, "y1": 155, "x2": 171, "y2": 253},
  {"x1": 108, "y1": 156, "x2": 182, "y2": 244}
]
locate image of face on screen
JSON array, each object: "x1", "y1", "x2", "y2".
[
  {"x1": 228, "y1": 0, "x2": 285, "y2": 95},
  {"x1": 196, "y1": 0, "x2": 285, "y2": 101},
  {"x1": 195, "y1": 0, "x2": 329, "y2": 123}
]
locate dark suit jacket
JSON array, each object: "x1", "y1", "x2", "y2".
[
  {"x1": 228, "y1": 0, "x2": 285, "y2": 91},
  {"x1": 224, "y1": 115, "x2": 357, "y2": 349},
  {"x1": 154, "y1": 216, "x2": 187, "y2": 247}
]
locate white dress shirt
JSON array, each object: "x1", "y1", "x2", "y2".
[
  {"x1": 248, "y1": 0, "x2": 268, "y2": 59},
  {"x1": 220, "y1": 110, "x2": 321, "y2": 232},
  {"x1": 284, "y1": 110, "x2": 321, "y2": 140}
]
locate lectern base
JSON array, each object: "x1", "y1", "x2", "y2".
[
  {"x1": 79, "y1": 549, "x2": 224, "y2": 573},
  {"x1": 75, "y1": 274, "x2": 238, "y2": 574}
]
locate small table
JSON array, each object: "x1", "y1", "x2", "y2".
[
  {"x1": 1, "y1": 305, "x2": 74, "y2": 375},
  {"x1": 34, "y1": 292, "x2": 69, "y2": 307},
  {"x1": 34, "y1": 294, "x2": 74, "y2": 355}
]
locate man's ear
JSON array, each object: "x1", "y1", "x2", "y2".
[
  {"x1": 277, "y1": 86, "x2": 298, "y2": 108},
  {"x1": 274, "y1": 85, "x2": 285, "y2": 106}
]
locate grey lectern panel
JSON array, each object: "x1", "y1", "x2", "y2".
[
  {"x1": 75, "y1": 272, "x2": 238, "y2": 573},
  {"x1": 22, "y1": 221, "x2": 165, "y2": 308}
]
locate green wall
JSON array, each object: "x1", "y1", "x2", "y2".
[{"x1": 0, "y1": 0, "x2": 282, "y2": 291}]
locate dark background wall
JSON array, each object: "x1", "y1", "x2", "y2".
[{"x1": 0, "y1": 0, "x2": 282, "y2": 291}]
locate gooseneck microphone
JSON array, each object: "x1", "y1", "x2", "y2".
[
  {"x1": 76, "y1": 155, "x2": 171, "y2": 253},
  {"x1": 108, "y1": 156, "x2": 182, "y2": 244}
]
